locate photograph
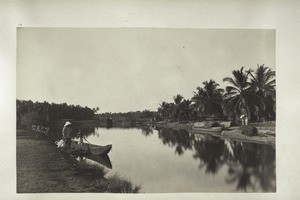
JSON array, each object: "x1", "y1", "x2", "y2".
[{"x1": 16, "y1": 28, "x2": 276, "y2": 193}]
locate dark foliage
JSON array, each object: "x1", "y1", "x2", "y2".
[
  {"x1": 240, "y1": 125, "x2": 258, "y2": 136},
  {"x1": 17, "y1": 99, "x2": 96, "y2": 124}
]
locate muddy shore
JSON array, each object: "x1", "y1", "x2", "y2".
[{"x1": 17, "y1": 129, "x2": 140, "y2": 193}]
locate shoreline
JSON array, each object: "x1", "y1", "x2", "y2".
[
  {"x1": 155, "y1": 122, "x2": 275, "y2": 148},
  {"x1": 17, "y1": 129, "x2": 141, "y2": 193}
]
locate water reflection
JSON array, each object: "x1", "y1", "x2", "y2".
[
  {"x1": 156, "y1": 127, "x2": 194, "y2": 156},
  {"x1": 225, "y1": 141, "x2": 276, "y2": 192},
  {"x1": 155, "y1": 128, "x2": 276, "y2": 192},
  {"x1": 193, "y1": 136, "x2": 226, "y2": 174},
  {"x1": 67, "y1": 126, "x2": 275, "y2": 192},
  {"x1": 141, "y1": 126, "x2": 154, "y2": 137}
]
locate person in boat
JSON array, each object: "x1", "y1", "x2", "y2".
[
  {"x1": 245, "y1": 116, "x2": 249, "y2": 125},
  {"x1": 78, "y1": 129, "x2": 84, "y2": 145},
  {"x1": 62, "y1": 121, "x2": 72, "y2": 149},
  {"x1": 240, "y1": 115, "x2": 245, "y2": 125}
]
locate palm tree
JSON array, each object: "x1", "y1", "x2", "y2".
[
  {"x1": 173, "y1": 94, "x2": 184, "y2": 122},
  {"x1": 179, "y1": 99, "x2": 193, "y2": 121},
  {"x1": 249, "y1": 64, "x2": 276, "y2": 120},
  {"x1": 191, "y1": 79, "x2": 224, "y2": 120},
  {"x1": 223, "y1": 67, "x2": 264, "y2": 122},
  {"x1": 158, "y1": 101, "x2": 175, "y2": 121},
  {"x1": 93, "y1": 107, "x2": 100, "y2": 114}
]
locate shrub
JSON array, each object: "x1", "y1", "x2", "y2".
[
  {"x1": 241, "y1": 125, "x2": 258, "y2": 136},
  {"x1": 211, "y1": 122, "x2": 220, "y2": 127},
  {"x1": 105, "y1": 174, "x2": 142, "y2": 193}
]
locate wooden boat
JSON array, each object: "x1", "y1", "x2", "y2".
[
  {"x1": 75, "y1": 155, "x2": 112, "y2": 170},
  {"x1": 193, "y1": 126, "x2": 223, "y2": 135},
  {"x1": 192, "y1": 122, "x2": 223, "y2": 135},
  {"x1": 87, "y1": 154, "x2": 112, "y2": 169},
  {"x1": 193, "y1": 126, "x2": 223, "y2": 133},
  {"x1": 71, "y1": 142, "x2": 112, "y2": 155}
]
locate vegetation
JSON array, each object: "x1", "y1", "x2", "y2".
[
  {"x1": 249, "y1": 64, "x2": 276, "y2": 121},
  {"x1": 96, "y1": 110, "x2": 158, "y2": 126},
  {"x1": 17, "y1": 100, "x2": 98, "y2": 126},
  {"x1": 17, "y1": 64, "x2": 275, "y2": 126},
  {"x1": 192, "y1": 79, "x2": 224, "y2": 119},
  {"x1": 72, "y1": 160, "x2": 141, "y2": 193},
  {"x1": 157, "y1": 64, "x2": 276, "y2": 124},
  {"x1": 240, "y1": 125, "x2": 258, "y2": 136}
]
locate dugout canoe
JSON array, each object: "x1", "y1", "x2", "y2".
[
  {"x1": 192, "y1": 126, "x2": 223, "y2": 134},
  {"x1": 87, "y1": 154, "x2": 112, "y2": 169},
  {"x1": 71, "y1": 142, "x2": 112, "y2": 155}
]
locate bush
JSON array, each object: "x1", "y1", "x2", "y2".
[
  {"x1": 104, "y1": 174, "x2": 142, "y2": 193},
  {"x1": 241, "y1": 125, "x2": 258, "y2": 136},
  {"x1": 211, "y1": 122, "x2": 220, "y2": 127}
]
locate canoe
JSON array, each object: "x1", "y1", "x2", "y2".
[
  {"x1": 71, "y1": 142, "x2": 112, "y2": 155},
  {"x1": 192, "y1": 126, "x2": 223, "y2": 134},
  {"x1": 87, "y1": 154, "x2": 112, "y2": 169},
  {"x1": 74, "y1": 154, "x2": 112, "y2": 169}
]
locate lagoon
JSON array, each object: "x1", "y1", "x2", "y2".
[{"x1": 80, "y1": 127, "x2": 275, "y2": 193}]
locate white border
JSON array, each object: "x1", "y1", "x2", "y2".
[{"x1": 1, "y1": 0, "x2": 300, "y2": 199}]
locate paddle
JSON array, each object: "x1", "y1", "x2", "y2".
[
  {"x1": 84, "y1": 137, "x2": 92, "y2": 153},
  {"x1": 84, "y1": 137, "x2": 91, "y2": 144}
]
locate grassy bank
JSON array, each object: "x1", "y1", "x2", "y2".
[{"x1": 17, "y1": 129, "x2": 141, "y2": 193}]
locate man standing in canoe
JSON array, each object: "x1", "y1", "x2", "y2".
[{"x1": 62, "y1": 121, "x2": 72, "y2": 150}]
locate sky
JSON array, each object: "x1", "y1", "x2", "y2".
[{"x1": 17, "y1": 28, "x2": 275, "y2": 113}]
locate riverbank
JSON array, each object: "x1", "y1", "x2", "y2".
[
  {"x1": 155, "y1": 121, "x2": 275, "y2": 147},
  {"x1": 17, "y1": 129, "x2": 141, "y2": 193}
]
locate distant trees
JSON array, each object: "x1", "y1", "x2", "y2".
[
  {"x1": 157, "y1": 64, "x2": 276, "y2": 123},
  {"x1": 16, "y1": 100, "x2": 96, "y2": 125},
  {"x1": 92, "y1": 107, "x2": 100, "y2": 114},
  {"x1": 96, "y1": 110, "x2": 158, "y2": 125},
  {"x1": 17, "y1": 64, "x2": 276, "y2": 125}
]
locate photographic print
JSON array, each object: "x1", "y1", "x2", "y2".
[{"x1": 16, "y1": 28, "x2": 275, "y2": 193}]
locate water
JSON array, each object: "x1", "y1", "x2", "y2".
[{"x1": 76, "y1": 126, "x2": 276, "y2": 193}]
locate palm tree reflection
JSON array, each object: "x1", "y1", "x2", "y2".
[
  {"x1": 224, "y1": 141, "x2": 276, "y2": 192},
  {"x1": 157, "y1": 128, "x2": 194, "y2": 156},
  {"x1": 156, "y1": 128, "x2": 275, "y2": 192},
  {"x1": 193, "y1": 136, "x2": 226, "y2": 174},
  {"x1": 141, "y1": 126, "x2": 154, "y2": 137}
]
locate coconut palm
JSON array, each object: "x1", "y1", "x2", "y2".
[
  {"x1": 178, "y1": 99, "x2": 193, "y2": 121},
  {"x1": 250, "y1": 64, "x2": 275, "y2": 98},
  {"x1": 173, "y1": 94, "x2": 184, "y2": 122},
  {"x1": 223, "y1": 67, "x2": 264, "y2": 122},
  {"x1": 249, "y1": 64, "x2": 276, "y2": 120},
  {"x1": 192, "y1": 79, "x2": 224, "y2": 119},
  {"x1": 158, "y1": 101, "x2": 175, "y2": 121}
]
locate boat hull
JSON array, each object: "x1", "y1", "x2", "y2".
[
  {"x1": 87, "y1": 154, "x2": 112, "y2": 169},
  {"x1": 71, "y1": 142, "x2": 112, "y2": 155},
  {"x1": 192, "y1": 127, "x2": 223, "y2": 135}
]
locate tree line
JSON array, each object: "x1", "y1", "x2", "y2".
[
  {"x1": 96, "y1": 110, "x2": 157, "y2": 123},
  {"x1": 17, "y1": 64, "x2": 275, "y2": 125},
  {"x1": 17, "y1": 100, "x2": 98, "y2": 125},
  {"x1": 157, "y1": 64, "x2": 276, "y2": 123}
]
